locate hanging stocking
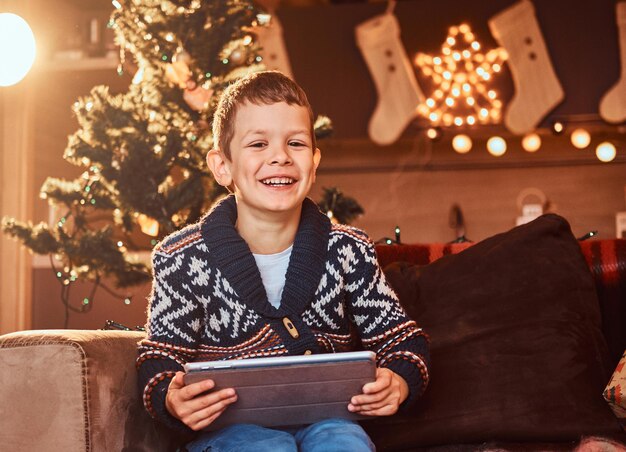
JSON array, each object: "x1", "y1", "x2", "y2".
[
  {"x1": 355, "y1": 13, "x2": 424, "y2": 146},
  {"x1": 256, "y1": 16, "x2": 294, "y2": 79},
  {"x1": 600, "y1": 2, "x2": 626, "y2": 123},
  {"x1": 488, "y1": 0, "x2": 564, "y2": 135}
]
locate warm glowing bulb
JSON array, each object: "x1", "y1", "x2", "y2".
[
  {"x1": 522, "y1": 133, "x2": 541, "y2": 152},
  {"x1": 552, "y1": 121, "x2": 564, "y2": 134},
  {"x1": 0, "y1": 13, "x2": 36, "y2": 87},
  {"x1": 570, "y1": 128, "x2": 591, "y2": 149},
  {"x1": 426, "y1": 128, "x2": 440, "y2": 140},
  {"x1": 487, "y1": 136, "x2": 507, "y2": 156},
  {"x1": 596, "y1": 142, "x2": 616, "y2": 162},
  {"x1": 452, "y1": 134, "x2": 472, "y2": 153}
]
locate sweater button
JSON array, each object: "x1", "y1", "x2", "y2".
[
  {"x1": 282, "y1": 317, "x2": 300, "y2": 339},
  {"x1": 304, "y1": 350, "x2": 312, "y2": 355}
]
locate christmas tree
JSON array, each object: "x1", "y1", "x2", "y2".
[{"x1": 1, "y1": 0, "x2": 353, "y2": 314}]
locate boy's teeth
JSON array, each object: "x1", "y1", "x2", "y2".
[{"x1": 262, "y1": 177, "x2": 294, "y2": 186}]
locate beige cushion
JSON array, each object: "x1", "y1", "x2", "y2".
[{"x1": 0, "y1": 330, "x2": 177, "y2": 452}]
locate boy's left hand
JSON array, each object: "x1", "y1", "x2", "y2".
[{"x1": 348, "y1": 367, "x2": 409, "y2": 416}]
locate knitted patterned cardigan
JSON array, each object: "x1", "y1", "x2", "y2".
[{"x1": 137, "y1": 195, "x2": 430, "y2": 432}]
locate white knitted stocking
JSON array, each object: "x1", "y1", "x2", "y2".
[
  {"x1": 256, "y1": 16, "x2": 294, "y2": 79},
  {"x1": 600, "y1": 2, "x2": 626, "y2": 123},
  {"x1": 488, "y1": 0, "x2": 564, "y2": 135},
  {"x1": 356, "y1": 13, "x2": 424, "y2": 145}
]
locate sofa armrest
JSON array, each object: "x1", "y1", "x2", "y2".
[{"x1": 0, "y1": 329, "x2": 178, "y2": 452}]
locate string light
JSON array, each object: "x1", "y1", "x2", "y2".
[
  {"x1": 487, "y1": 136, "x2": 507, "y2": 156},
  {"x1": 596, "y1": 142, "x2": 616, "y2": 162},
  {"x1": 452, "y1": 134, "x2": 472, "y2": 153},
  {"x1": 521, "y1": 133, "x2": 541, "y2": 152},
  {"x1": 426, "y1": 127, "x2": 442, "y2": 140},
  {"x1": 570, "y1": 128, "x2": 591, "y2": 149},
  {"x1": 414, "y1": 23, "x2": 507, "y2": 128},
  {"x1": 552, "y1": 121, "x2": 564, "y2": 134}
]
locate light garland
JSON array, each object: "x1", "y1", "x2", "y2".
[
  {"x1": 570, "y1": 128, "x2": 591, "y2": 149},
  {"x1": 415, "y1": 23, "x2": 507, "y2": 128}
]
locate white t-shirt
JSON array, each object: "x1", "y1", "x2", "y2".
[{"x1": 252, "y1": 245, "x2": 293, "y2": 309}]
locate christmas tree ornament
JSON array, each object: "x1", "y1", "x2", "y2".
[
  {"x1": 488, "y1": 0, "x2": 564, "y2": 135},
  {"x1": 165, "y1": 60, "x2": 191, "y2": 88},
  {"x1": 183, "y1": 80, "x2": 213, "y2": 111},
  {"x1": 230, "y1": 48, "x2": 244, "y2": 64},
  {"x1": 599, "y1": 2, "x2": 626, "y2": 124},
  {"x1": 254, "y1": 15, "x2": 293, "y2": 79},
  {"x1": 356, "y1": 11, "x2": 425, "y2": 145}
]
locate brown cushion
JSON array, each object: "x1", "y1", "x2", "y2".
[{"x1": 365, "y1": 214, "x2": 624, "y2": 450}]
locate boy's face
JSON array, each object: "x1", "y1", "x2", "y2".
[{"x1": 208, "y1": 101, "x2": 321, "y2": 220}]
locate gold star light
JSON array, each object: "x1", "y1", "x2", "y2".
[{"x1": 415, "y1": 23, "x2": 508, "y2": 127}]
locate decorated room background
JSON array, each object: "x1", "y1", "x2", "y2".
[{"x1": 0, "y1": 0, "x2": 624, "y2": 331}]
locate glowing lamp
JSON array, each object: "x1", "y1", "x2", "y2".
[
  {"x1": 595, "y1": 142, "x2": 616, "y2": 163},
  {"x1": 487, "y1": 136, "x2": 507, "y2": 157},
  {"x1": 570, "y1": 128, "x2": 591, "y2": 149},
  {"x1": 452, "y1": 134, "x2": 472, "y2": 153},
  {"x1": 0, "y1": 13, "x2": 36, "y2": 87},
  {"x1": 521, "y1": 133, "x2": 541, "y2": 152}
]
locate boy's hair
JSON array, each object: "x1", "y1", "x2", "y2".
[{"x1": 212, "y1": 71, "x2": 316, "y2": 159}]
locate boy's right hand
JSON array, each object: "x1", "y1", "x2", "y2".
[{"x1": 165, "y1": 371, "x2": 238, "y2": 431}]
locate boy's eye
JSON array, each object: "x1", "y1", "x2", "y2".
[
  {"x1": 288, "y1": 141, "x2": 307, "y2": 147},
  {"x1": 248, "y1": 142, "x2": 266, "y2": 148}
]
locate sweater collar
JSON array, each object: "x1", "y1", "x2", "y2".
[{"x1": 200, "y1": 194, "x2": 331, "y2": 319}]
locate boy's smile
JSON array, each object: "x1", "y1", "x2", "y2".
[{"x1": 208, "y1": 101, "x2": 321, "y2": 222}]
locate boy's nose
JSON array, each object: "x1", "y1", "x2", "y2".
[{"x1": 269, "y1": 146, "x2": 292, "y2": 165}]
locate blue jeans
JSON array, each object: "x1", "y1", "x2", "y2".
[{"x1": 186, "y1": 418, "x2": 375, "y2": 452}]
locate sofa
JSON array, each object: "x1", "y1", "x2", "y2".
[{"x1": 1, "y1": 214, "x2": 625, "y2": 451}]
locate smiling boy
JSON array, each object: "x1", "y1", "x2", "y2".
[{"x1": 137, "y1": 71, "x2": 430, "y2": 451}]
